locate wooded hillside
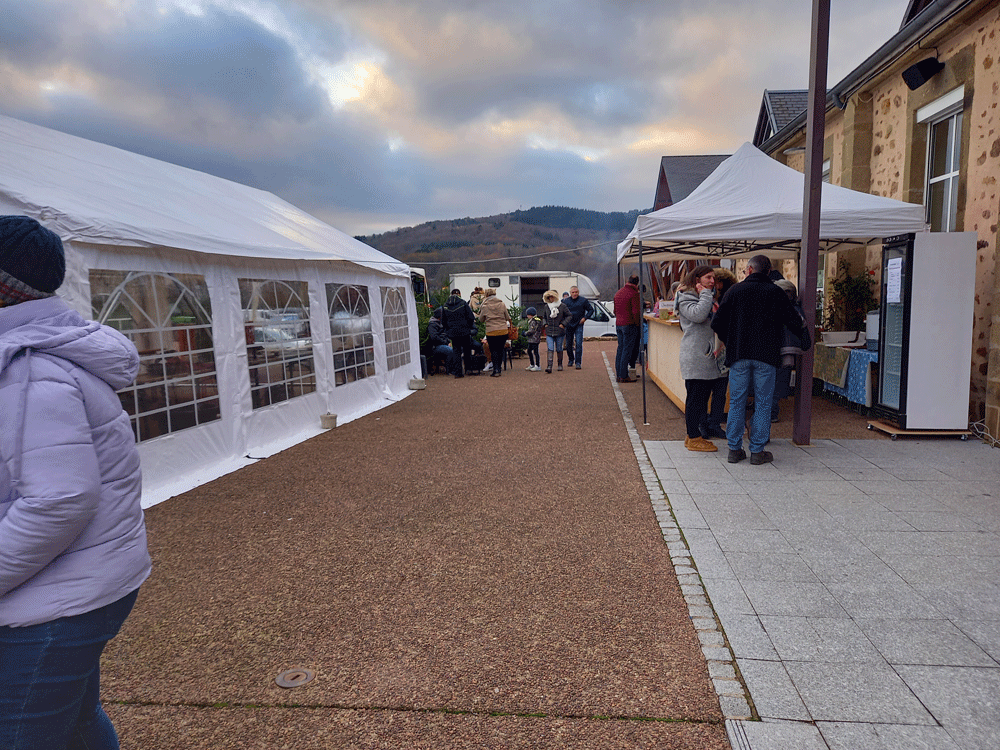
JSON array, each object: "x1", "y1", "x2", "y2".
[{"x1": 356, "y1": 205, "x2": 649, "y2": 298}]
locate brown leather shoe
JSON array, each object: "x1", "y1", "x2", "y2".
[
  {"x1": 617, "y1": 376, "x2": 635, "y2": 383},
  {"x1": 684, "y1": 436, "x2": 718, "y2": 452}
]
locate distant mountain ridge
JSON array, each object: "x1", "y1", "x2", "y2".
[{"x1": 356, "y1": 205, "x2": 650, "y2": 298}]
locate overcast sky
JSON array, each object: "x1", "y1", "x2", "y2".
[{"x1": 0, "y1": 0, "x2": 909, "y2": 236}]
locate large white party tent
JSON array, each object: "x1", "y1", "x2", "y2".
[
  {"x1": 0, "y1": 114, "x2": 421, "y2": 507},
  {"x1": 617, "y1": 142, "x2": 927, "y2": 263}
]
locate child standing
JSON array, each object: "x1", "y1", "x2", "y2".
[{"x1": 524, "y1": 307, "x2": 543, "y2": 371}]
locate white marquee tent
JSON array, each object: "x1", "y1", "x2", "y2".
[
  {"x1": 0, "y1": 114, "x2": 421, "y2": 507},
  {"x1": 617, "y1": 142, "x2": 927, "y2": 264}
]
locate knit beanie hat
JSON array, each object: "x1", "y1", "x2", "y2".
[
  {"x1": 0, "y1": 216, "x2": 66, "y2": 305},
  {"x1": 525, "y1": 307, "x2": 536, "y2": 316}
]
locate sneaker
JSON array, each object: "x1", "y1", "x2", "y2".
[
  {"x1": 684, "y1": 436, "x2": 718, "y2": 453},
  {"x1": 702, "y1": 425, "x2": 727, "y2": 440},
  {"x1": 484, "y1": 362, "x2": 493, "y2": 371},
  {"x1": 750, "y1": 451, "x2": 774, "y2": 465},
  {"x1": 525, "y1": 365, "x2": 533, "y2": 370},
  {"x1": 557, "y1": 365, "x2": 563, "y2": 371},
  {"x1": 531, "y1": 365, "x2": 542, "y2": 371},
  {"x1": 575, "y1": 364, "x2": 581, "y2": 370},
  {"x1": 727, "y1": 449, "x2": 747, "y2": 463}
]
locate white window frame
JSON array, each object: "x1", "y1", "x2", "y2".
[{"x1": 918, "y1": 86, "x2": 964, "y2": 233}]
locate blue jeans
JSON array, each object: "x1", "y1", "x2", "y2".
[
  {"x1": 0, "y1": 589, "x2": 140, "y2": 750},
  {"x1": 564, "y1": 325, "x2": 584, "y2": 365},
  {"x1": 546, "y1": 334, "x2": 565, "y2": 352},
  {"x1": 726, "y1": 359, "x2": 776, "y2": 454},
  {"x1": 615, "y1": 325, "x2": 640, "y2": 379}
]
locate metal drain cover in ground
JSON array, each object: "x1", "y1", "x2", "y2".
[{"x1": 275, "y1": 667, "x2": 315, "y2": 688}]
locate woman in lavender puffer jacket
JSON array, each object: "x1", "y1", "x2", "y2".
[{"x1": 0, "y1": 216, "x2": 150, "y2": 750}]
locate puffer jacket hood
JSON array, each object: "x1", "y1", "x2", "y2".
[{"x1": 0, "y1": 297, "x2": 139, "y2": 390}]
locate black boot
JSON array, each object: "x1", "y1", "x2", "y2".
[
  {"x1": 545, "y1": 351, "x2": 553, "y2": 373},
  {"x1": 556, "y1": 351, "x2": 563, "y2": 371}
]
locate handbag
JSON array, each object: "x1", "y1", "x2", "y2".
[{"x1": 508, "y1": 322, "x2": 519, "y2": 340}]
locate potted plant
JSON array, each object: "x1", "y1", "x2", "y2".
[{"x1": 823, "y1": 260, "x2": 877, "y2": 344}]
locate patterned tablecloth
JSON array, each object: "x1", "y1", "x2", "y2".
[
  {"x1": 823, "y1": 348, "x2": 878, "y2": 405},
  {"x1": 813, "y1": 344, "x2": 851, "y2": 388}
]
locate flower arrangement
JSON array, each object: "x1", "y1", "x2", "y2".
[{"x1": 824, "y1": 260, "x2": 878, "y2": 332}]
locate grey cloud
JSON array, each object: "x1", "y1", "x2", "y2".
[
  {"x1": 0, "y1": 0, "x2": 86, "y2": 67},
  {"x1": 79, "y1": 6, "x2": 333, "y2": 122}
]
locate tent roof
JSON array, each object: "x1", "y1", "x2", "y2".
[
  {"x1": 0, "y1": 114, "x2": 408, "y2": 277},
  {"x1": 617, "y1": 142, "x2": 927, "y2": 264}
]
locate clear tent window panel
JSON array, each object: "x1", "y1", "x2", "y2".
[
  {"x1": 239, "y1": 279, "x2": 315, "y2": 409},
  {"x1": 381, "y1": 286, "x2": 411, "y2": 372},
  {"x1": 90, "y1": 270, "x2": 220, "y2": 443},
  {"x1": 327, "y1": 283, "x2": 374, "y2": 386}
]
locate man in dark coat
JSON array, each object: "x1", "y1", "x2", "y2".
[
  {"x1": 711, "y1": 255, "x2": 809, "y2": 465},
  {"x1": 613, "y1": 275, "x2": 641, "y2": 383},
  {"x1": 442, "y1": 289, "x2": 476, "y2": 377},
  {"x1": 562, "y1": 285, "x2": 591, "y2": 369}
]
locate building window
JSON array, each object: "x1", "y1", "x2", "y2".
[
  {"x1": 381, "y1": 286, "x2": 411, "y2": 371},
  {"x1": 327, "y1": 283, "x2": 374, "y2": 386},
  {"x1": 822, "y1": 159, "x2": 831, "y2": 184},
  {"x1": 90, "y1": 270, "x2": 220, "y2": 443},
  {"x1": 239, "y1": 279, "x2": 315, "y2": 409},
  {"x1": 918, "y1": 86, "x2": 964, "y2": 232}
]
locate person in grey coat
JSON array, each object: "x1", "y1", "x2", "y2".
[{"x1": 675, "y1": 265, "x2": 727, "y2": 452}]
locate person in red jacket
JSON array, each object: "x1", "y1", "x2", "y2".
[{"x1": 613, "y1": 275, "x2": 641, "y2": 382}]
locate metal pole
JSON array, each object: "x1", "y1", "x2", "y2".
[{"x1": 793, "y1": 0, "x2": 829, "y2": 446}]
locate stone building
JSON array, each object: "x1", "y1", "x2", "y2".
[{"x1": 756, "y1": 0, "x2": 1000, "y2": 437}]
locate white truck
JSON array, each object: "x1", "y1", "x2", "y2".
[{"x1": 448, "y1": 270, "x2": 617, "y2": 336}]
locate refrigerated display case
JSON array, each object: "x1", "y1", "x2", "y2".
[{"x1": 872, "y1": 232, "x2": 975, "y2": 430}]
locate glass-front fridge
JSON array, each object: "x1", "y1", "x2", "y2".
[
  {"x1": 874, "y1": 235, "x2": 911, "y2": 422},
  {"x1": 872, "y1": 232, "x2": 975, "y2": 431}
]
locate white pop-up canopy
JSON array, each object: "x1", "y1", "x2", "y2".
[{"x1": 617, "y1": 142, "x2": 927, "y2": 264}]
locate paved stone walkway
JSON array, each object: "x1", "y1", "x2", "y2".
[{"x1": 640, "y1": 428, "x2": 1000, "y2": 750}]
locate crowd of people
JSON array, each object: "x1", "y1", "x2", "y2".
[
  {"x1": 430, "y1": 284, "x2": 595, "y2": 378},
  {"x1": 432, "y1": 256, "x2": 809, "y2": 465}
]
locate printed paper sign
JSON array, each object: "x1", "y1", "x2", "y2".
[{"x1": 886, "y1": 257, "x2": 903, "y2": 304}]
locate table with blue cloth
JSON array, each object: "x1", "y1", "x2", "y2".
[{"x1": 823, "y1": 347, "x2": 878, "y2": 406}]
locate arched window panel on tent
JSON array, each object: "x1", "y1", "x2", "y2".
[
  {"x1": 239, "y1": 279, "x2": 316, "y2": 409},
  {"x1": 326, "y1": 283, "x2": 375, "y2": 386},
  {"x1": 380, "y1": 286, "x2": 411, "y2": 371},
  {"x1": 90, "y1": 270, "x2": 220, "y2": 443}
]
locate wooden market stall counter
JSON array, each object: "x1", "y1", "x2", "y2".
[{"x1": 644, "y1": 314, "x2": 687, "y2": 411}]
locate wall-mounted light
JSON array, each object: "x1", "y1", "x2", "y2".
[{"x1": 902, "y1": 57, "x2": 945, "y2": 90}]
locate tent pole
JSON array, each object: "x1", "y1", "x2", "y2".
[
  {"x1": 793, "y1": 0, "x2": 829, "y2": 446},
  {"x1": 638, "y1": 241, "x2": 648, "y2": 425}
]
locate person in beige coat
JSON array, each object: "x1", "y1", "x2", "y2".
[{"x1": 477, "y1": 288, "x2": 511, "y2": 378}]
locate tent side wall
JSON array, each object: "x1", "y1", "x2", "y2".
[{"x1": 61, "y1": 242, "x2": 420, "y2": 507}]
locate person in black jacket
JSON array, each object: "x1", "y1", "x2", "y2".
[
  {"x1": 442, "y1": 289, "x2": 476, "y2": 377},
  {"x1": 711, "y1": 255, "x2": 809, "y2": 466},
  {"x1": 426, "y1": 308, "x2": 453, "y2": 373},
  {"x1": 562, "y1": 286, "x2": 591, "y2": 369},
  {"x1": 770, "y1": 279, "x2": 810, "y2": 422}
]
